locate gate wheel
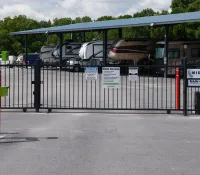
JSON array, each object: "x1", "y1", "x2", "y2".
[
  {"x1": 48, "y1": 108, "x2": 52, "y2": 113},
  {"x1": 74, "y1": 66, "x2": 80, "y2": 72},
  {"x1": 23, "y1": 108, "x2": 27, "y2": 112}
]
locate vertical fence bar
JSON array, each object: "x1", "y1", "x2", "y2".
[
  {"x1": 183, "y1": 57, "x2": 188, "y2": 116},
  {"x1": 47, "y1": 66, "x2": 49, "y2": 109},
  {"x1": 82, "y1": 69, "x2": 83, "y2": 108},
  {"x1": 126, "y1": 74, "x2": 127, "y2": 109},
  {"x1": 56, "y1": 67, "x2": 57, "y2": 108},
  {"x1": 152, "y1": 72, "x2": 154, "y2": 109},
  {"x1": 34, "y1": 59, "x2": 41, "y2": 112},
  {"x1": 13, "y1": 66, "x2": 15, "y2": 108},
  {"x1": 18, "y1": 65, "x2": 19, "y2": 108},
  {"x1": 64, "y1": 68, "x2": 66, "y2": 108},
  {"x1": 26, "y1": 65, "x2": 28, "y2": 108},
  {"x1": 73, "y1": 71, "x2": 75, "y2": 108},
  {"x1": 78, "y1": 69, "x2": 80, "y2": 108},
  {"x1": 51, "y1": 66, "x2": 53, "y2": 108},
  {"x1": 22, "y1": 65, "x2": 24, "y2": 108},
  {"x1": 31, "y1": 66, "x2": 33, "y2": 107},
  {"x1": 9, "y1": 66, "x2": 11, "y2": 108},
  {"x1": 43, "y1": 65, "x2": 44, "y2": 107}
]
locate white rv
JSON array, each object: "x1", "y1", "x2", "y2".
[
  {"x1": 40, "y1": 45, "x2": 56, "y2": 65},
  {"x1": 79, "y1": 39, "x2": 114, "y2": 60},
  {"x1": 40, "y1": 41, "x2": 82, "y2": 66},
  {"x1": 52, "y1": 42, "x2": 82, "y2": 62},
  {"x1": 155, "y1": 40, "x2": 200, "y2": 75},
  {"x1": 66, "y1": 39, "x2": 114, "y2": 72}
]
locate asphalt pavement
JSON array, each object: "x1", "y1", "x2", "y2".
[{"x1": 1, "y1": 112, "x2": 200, "y2": 175}]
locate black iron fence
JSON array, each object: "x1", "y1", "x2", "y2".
[
  {"x1": 0, "y1": 58, "x2": 200, "y2": 115},
  {"x1": 0, "y1": 64, "x2": 34, "y2": 110}
]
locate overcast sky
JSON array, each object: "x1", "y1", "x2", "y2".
[{"x1": 0, "y1": 0, "x2": 172, "y2": 21}]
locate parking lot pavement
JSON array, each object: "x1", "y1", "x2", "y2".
[{"x1": 1, "y1": 112, "x2": 200, "y2": 175}]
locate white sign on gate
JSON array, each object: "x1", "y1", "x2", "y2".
[
  {"x1": 129, "y1": 67, "x2": 138, "y2": 81},
  {"x1": 102, "y1": 67, "x2": 120, "y2": 88},
  {"x1": 187, "y1": 69, "x2": 200, "y2": 79},
  {"x1": 188, "y1": 79, "x2": 200, "y2": 87},
  {"x1": 85, "y1": 67, "x2": 98, "y2": 80}
]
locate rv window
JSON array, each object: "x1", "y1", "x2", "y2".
[
  {"x1": 155, "y1": 48, "x2": 164, "y2": 59},
  {"x1": 155, "y1": 48, "x2": 180, "y2": 59},
  {"x1": 66, "y1": 46, "x2": 72, "y2": 50},
  {"x1": 168, "y1": 49, "x2": 180, "y2": 59},
  {"x1": 191, "y1": 48, "x2": 200, "y2": 57}
]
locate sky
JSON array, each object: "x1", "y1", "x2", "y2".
[{"x1": 0, "y1": 0, "x2": 172, "y2": 21}]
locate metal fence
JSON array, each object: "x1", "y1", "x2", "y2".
[
  {"x1": 0, "y1": 64, "x2": 34, "y2": 110},
  {"x1": 39, "y1": 64, "x2": 181, "y2": 112},
  {"x1": 1, "y1": 58, "x2": 200, "y2": 115}
]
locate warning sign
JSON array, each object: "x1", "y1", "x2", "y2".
[
  {"x1": 129, "y1": 67, "x2": 138, "y2": 81},
  {"x1": 102, "y1": 67, "x2": 120, "y2": 88},
  {"x1": 85, "y1": 67, "x2": 98, "y2": 80}
]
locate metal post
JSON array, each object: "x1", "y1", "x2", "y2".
[
  {"x1": 59, "y1": 33, "x2": 63, "y2": 67},
  {"x1": 164, "y1": 25, "x2": 169, "y2": 78},
  {"x1": 82, "y1": 32, "x2": 86, "y2": 42},
  {"x1": 25, "y1": 35, "x2": 28, "y2": 67},
  {"x1": 34, "y1": 59, "x2": 41, "y2": 112},
  {"x1": 103, "y1": 30, "x2": 108, "y2": 66},
  {"x1": 183, "y1": 56, "x2": 188, "y2": 116},
  {"x1": 119, "y1": 28, "x2": 122, "y2": 38}
]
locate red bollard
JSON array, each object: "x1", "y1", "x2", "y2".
[{"x1": 176, "y1": 68, "x2": 180, "y2": 110}]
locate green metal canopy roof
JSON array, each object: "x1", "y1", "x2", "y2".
[{"x1": 11, "y1": 11, "x2": 200, "y2": 36}]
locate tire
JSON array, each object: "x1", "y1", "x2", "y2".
[{"x1": 74, "y1": 66, "x2": 80, "y2": 72}]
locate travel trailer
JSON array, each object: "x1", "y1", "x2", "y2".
[
  {"x1": 52, "y1": 41, "x2": 82, "y2": 62},
  {"x1": 155, "y1": 40, "x2": 200, "y2": 75},
  {"x1": 40, "y1": 45, "x2": 57, "y2": 66},
  {"x1": 40, "y1": 41, "x2": 82, "y2": 66},
  {"x1": 79, "y1": 39, "x2": 114, "y2": 61},
  {"x1": 66, "y1": 39, "x2": 114, "y2": 72}
]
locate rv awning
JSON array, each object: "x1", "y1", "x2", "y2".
[{"x1": 11, "y1": 11, "x2": 200, "y2": 36}]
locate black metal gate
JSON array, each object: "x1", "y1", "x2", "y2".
[{"x1": 1, "y1": 58, "x2": 199, "y2": 115}]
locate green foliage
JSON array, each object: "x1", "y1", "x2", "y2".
[{"x1": 0, "y1": 1, "x2": 200, "y2": 56}]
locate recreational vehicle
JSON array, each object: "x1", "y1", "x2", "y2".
[
  {"x1": 155, "y1": 40, "x2": 200, "y2": 75},
  {"x1": 79, "y1": 39, "x2": 114, "y2": 60},
  {"x1": 52, "y1": 41, "x2": 82, "y2": 62},
  {"x1": 40, "y1": 45, "x2": 57, "y2": 66},
  {"x1": 66, "y1": 39, "x2": 114, "y2": 72},
  {"x1": 107, "y1": 38, "x2": 155, "y2": 65}
]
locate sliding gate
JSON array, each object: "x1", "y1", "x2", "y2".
[{"x1": 1, "y1": 59, "x2": 199, "y2": 115}]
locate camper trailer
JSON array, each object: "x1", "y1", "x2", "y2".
[
  {"x1": 79, "y1": 39, "x2": 114, "y2": 60},
  {"x1": 52, "y1": 41, "x2": 82, "y2": 62},
  {"x1": 40, "y1": 45, "x2": 57, "y2": 66},
  {"x1": 40, "y1": 41, "x2": 82, "y2": 67},
  {"x1": 66, "y1": 39, "x2": 114, "y2": 72},
  {"x1": 155, "y1": 40, "x2": 200, "y2": 75}
]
